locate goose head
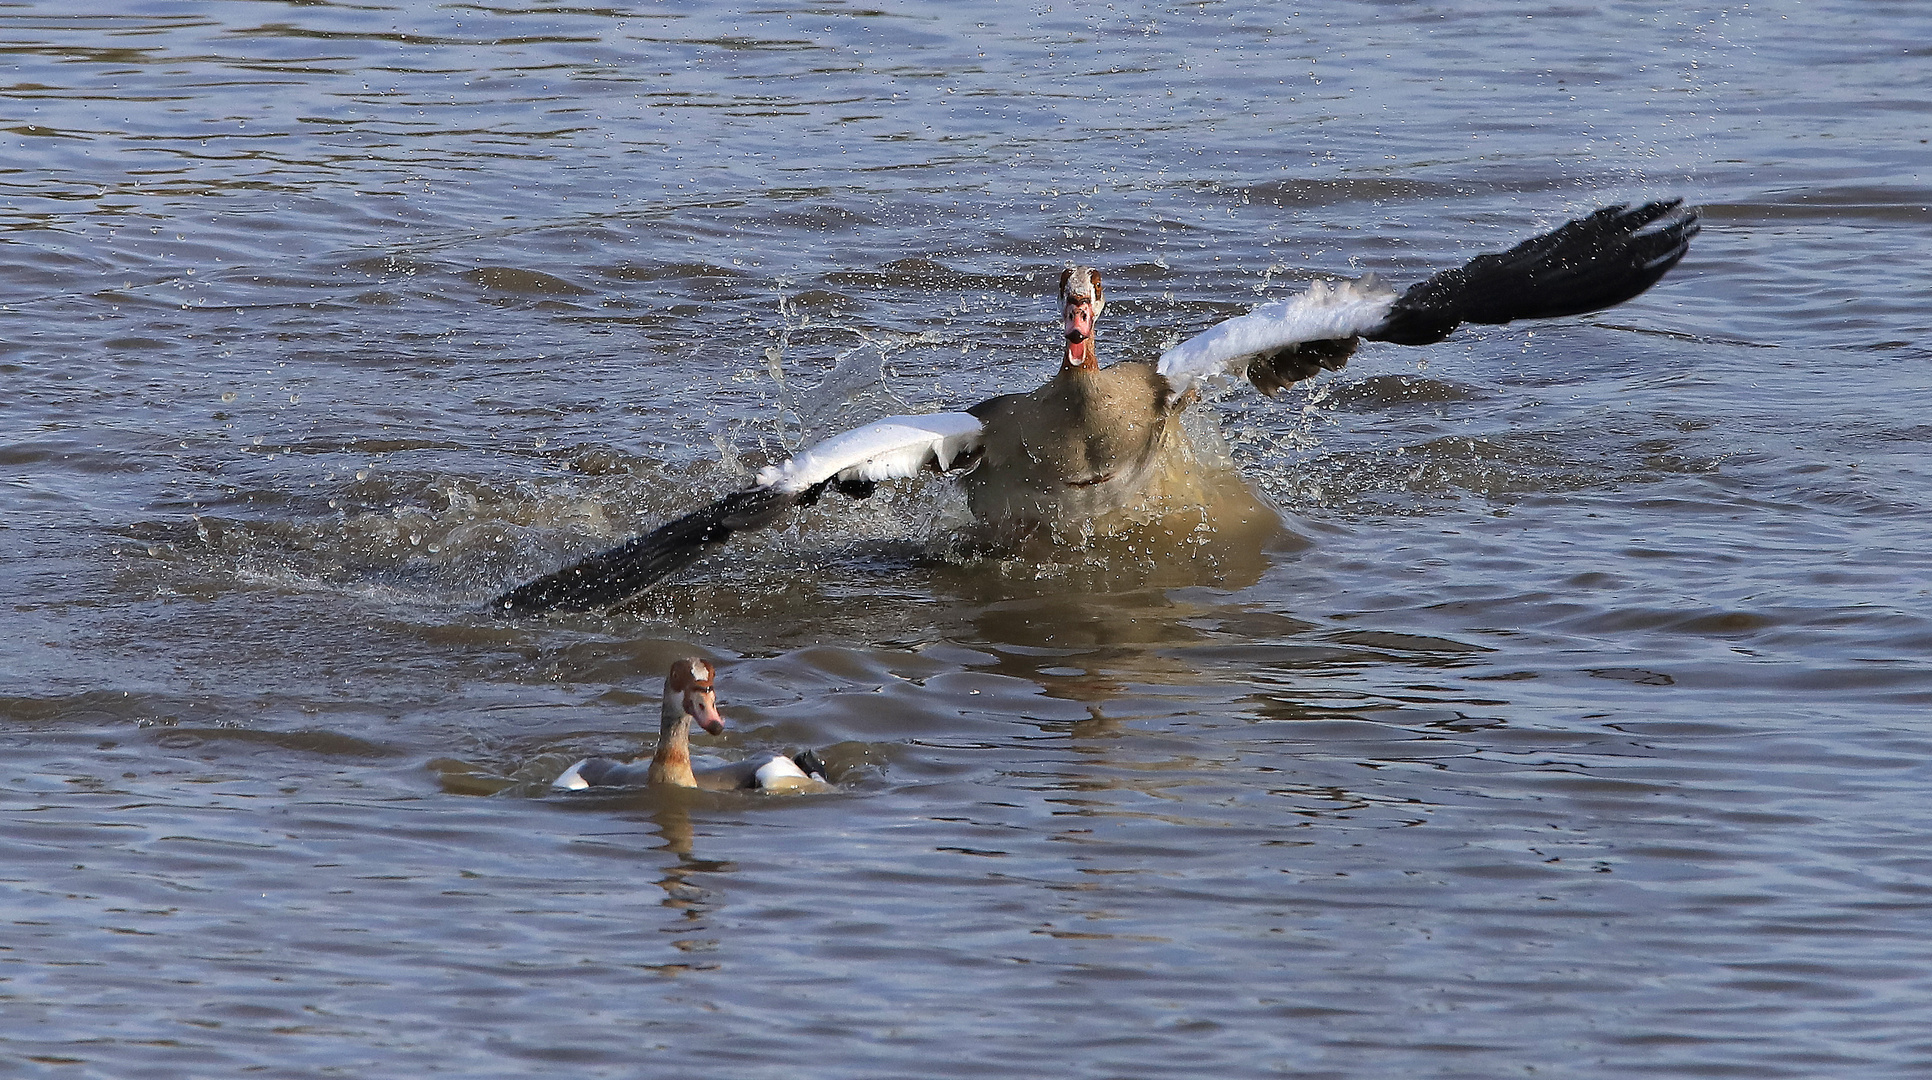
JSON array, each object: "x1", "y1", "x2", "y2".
[
  {"x1": 663, "y1": 657, "x2": 725, "y2": 736},
  {"x1": 1059, "y1": 266, "x2": 1105, "y2": 372}
]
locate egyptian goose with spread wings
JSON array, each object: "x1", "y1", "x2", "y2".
[{"x1": 497, "y1": 200, "x2": 1698, "y2": 613}]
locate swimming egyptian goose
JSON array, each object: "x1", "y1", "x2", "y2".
[
  {"x1": 552, "y1": 657, "x2": 831, "y2": 792},
  {"x1": 497, "y1": 200, "x2": 1698, "y2": 613}
]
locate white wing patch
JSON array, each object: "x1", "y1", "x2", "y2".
[
  {"x1": 1156, "y1": 276, "x2": 1399, "y2": 396},
  {"x1": 755, "y1": 412, "x2": 984, "y2": 495}
]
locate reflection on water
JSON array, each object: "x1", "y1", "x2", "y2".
[{"x1": 7, "y1": 0, "x2": 1932, "y2": 1077}]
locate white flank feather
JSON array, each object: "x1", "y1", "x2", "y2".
[
  {"x1": 755, "y1": 412, "x2": 984, "y2": 495},
  {"x1": 753, "y1": 755, "x2": 810, "y2": 788},
  {"x1": 1156, "y1": 276, "x2": 1399, "y2": 395},
  {"x1": 552, "y1": 760, "x2": 590, "y2": 790}
]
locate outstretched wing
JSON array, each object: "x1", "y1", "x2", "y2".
[
  {"x1": 492, "y1": 412, "x2": 984, "y2": 615},
  {"x1": 1372, "y1": 199, "x2": 1699, "y2": 345},
  {"x1": 1157, "y1": 199, "x2": 1699, "y2": 397}
]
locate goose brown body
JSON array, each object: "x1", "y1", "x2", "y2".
[
  {"x1": 966, "y1": 360, "x2": 1173, "y2": 530},
  {"x1": 962, "y1": 267, "x2": 1276, "y2": 542}
]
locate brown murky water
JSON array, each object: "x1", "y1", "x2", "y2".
[{"x1": 6, "y1": 2, "x2": 1932, "y2": 1077}]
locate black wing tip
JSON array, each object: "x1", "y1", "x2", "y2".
[
  {"x1": 490, "y1": 569, "x2": 601, "y2": 616},
  {"x1": 1372, "y1": 196, "x2": 1701, "y2": 345},
  {"x1": 791, "y1": 748, "x2": 829, "y2": 782},
  {"x1": 488, "y1": 487, "x2": 792, "y2": 617},
  {"x1": 488, "y1": 547, "x2": 647, "y2": 617},
  {"x1": 1602, "y1": 198, "x2": 1701, "y2": 255},
  {"x1": 1608, "y1": 196, "x2": 1687, "y2": 226}
]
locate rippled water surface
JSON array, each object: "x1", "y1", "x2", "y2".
[{"x1": 6, "y1": 2, "x2": 1932, "y2": 1076}]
